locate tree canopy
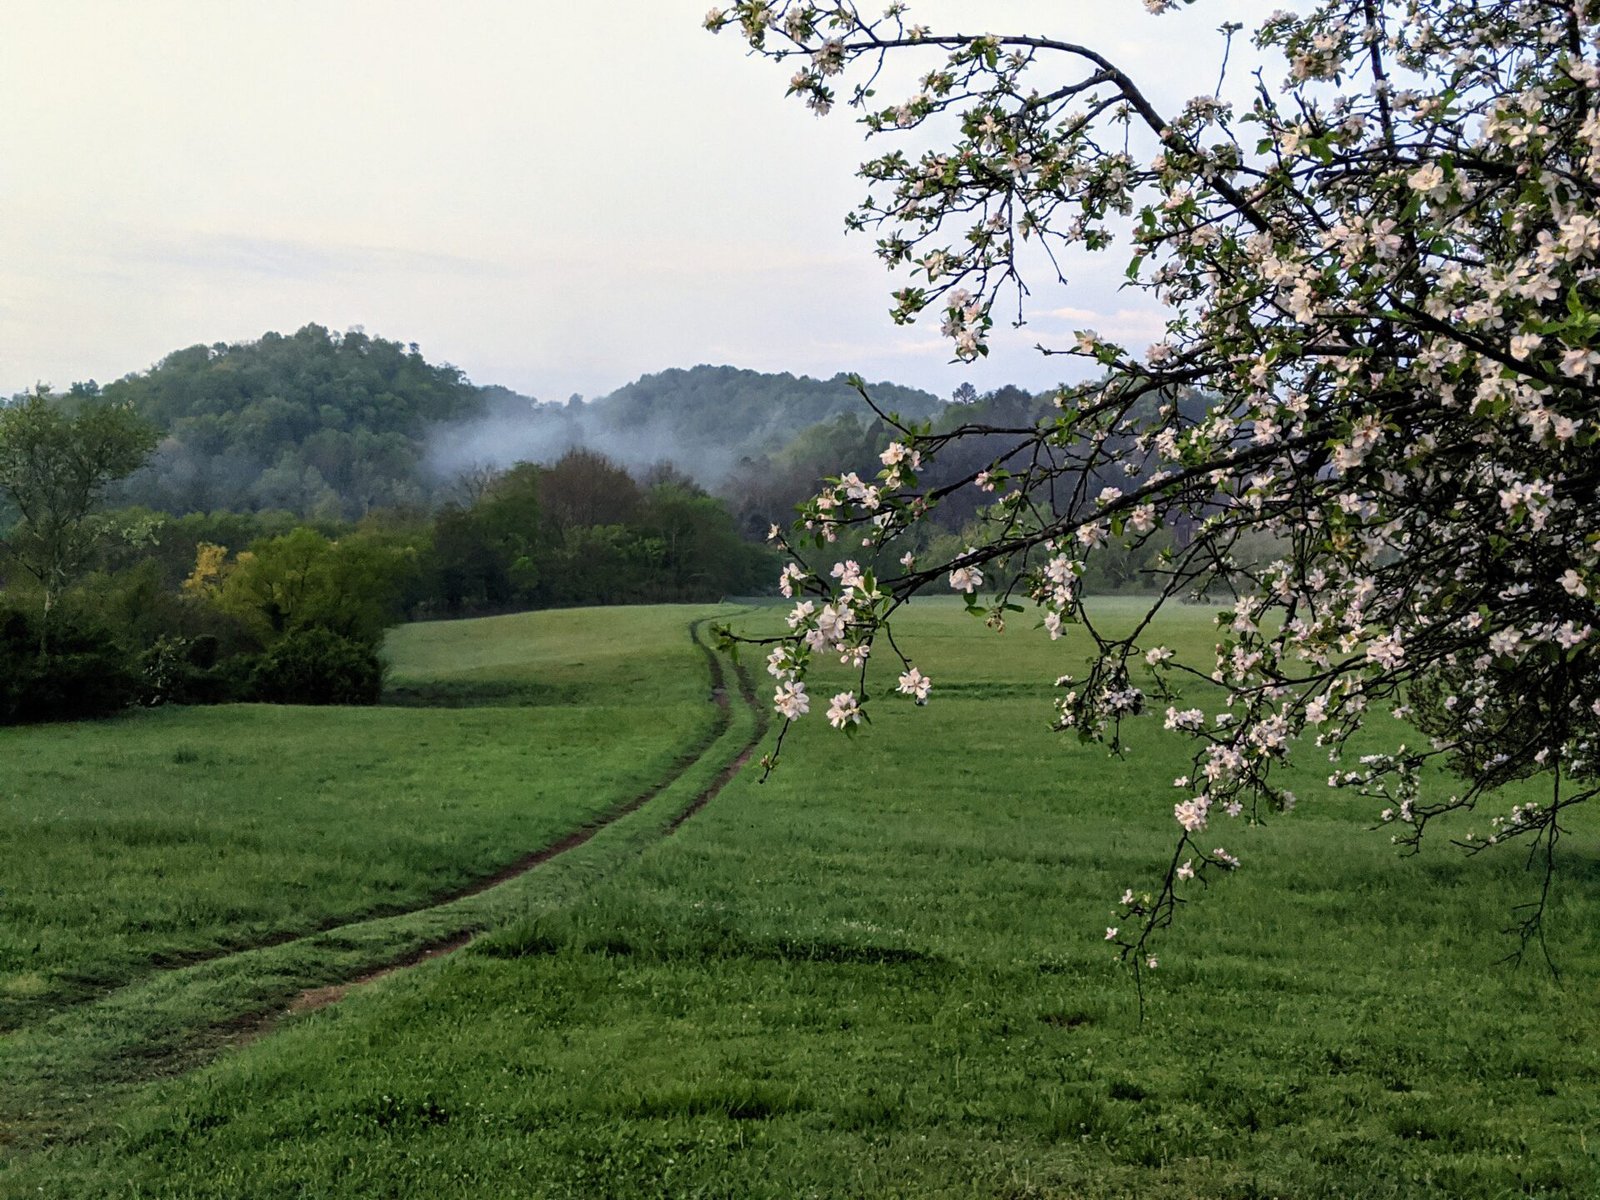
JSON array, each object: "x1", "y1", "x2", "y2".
[
  {"x1": 101, "y1": 324, "x2": 483, "y2": 517},
  {"x1": 712, "y1": 0, "x2": 1600, "y2": 967},
  {"x1": 0, "y1": 391, "x2": 157, "y2": 650}
]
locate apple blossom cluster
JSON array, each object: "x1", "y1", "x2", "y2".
[{"x1": 710, "y1": 0, "x2": 1600, "y2": 968}]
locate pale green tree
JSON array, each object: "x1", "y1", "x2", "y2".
[{"x1": 0, "y1": 390, "x2": 157, "y2": 652}]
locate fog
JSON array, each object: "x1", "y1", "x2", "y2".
[{"x1": 424, "y1": 391, "x2": 740, "y2": 490}]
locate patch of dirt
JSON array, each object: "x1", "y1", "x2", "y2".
[{"x1": 285, "y1": 932, "x2": 477, "y2": 1016}]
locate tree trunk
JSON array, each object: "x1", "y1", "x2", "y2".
[{"x1": 38, "y1": 586, "x2": 52, "y2": 659}]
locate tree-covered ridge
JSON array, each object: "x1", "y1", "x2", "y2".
[
  {"x1": 105, "y1": 325, "x2": 480, "y2": 435},
  {"x1": 431, "y1": 364, "x2": 947, "y2": 488},
  {"x1": 596, "y1": 364, "x2": 943, "y2": 447},
  {"x1": 83, "y1": 329, "x2": 950, "y2": 519},
  {"x1": 100, "y1": 324, "x2": 484, "y2": 518}
]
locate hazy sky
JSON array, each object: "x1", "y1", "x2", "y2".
[{"x1": 2, "y1": 2, "x2": 1273, "y2": 403}]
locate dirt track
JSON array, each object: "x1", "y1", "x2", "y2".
[{"x1": 263, "y1": 616, "x2": 766, "y2": 1019}]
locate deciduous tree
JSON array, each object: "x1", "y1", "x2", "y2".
[
  {"x1": 0, "y1": 390, "x2": 156, "y2": 652},
  {"x1": 711, "y1": 0, "x2": 1600, "y2": 968}
]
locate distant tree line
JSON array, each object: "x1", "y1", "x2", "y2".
[
  {"x1": 0, "y1": 405, "x2": 772, "y2": 723},
  {"x1": 87, "y1": 328, "x2": 949, "y2": 522},
  {"x1": 720, "y1": 383, "x2": 1218, "y2": 596},
  {"x1": 1, "y1": 324, "x2": 1214, "y2": 727}
]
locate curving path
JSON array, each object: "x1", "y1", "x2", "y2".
[
  {"x1": 0, "y1": 615, "x2": 766, "y2": 1154},
  {"x1": 277, "y1": 616, "x2": 768, "y2": 1018}
]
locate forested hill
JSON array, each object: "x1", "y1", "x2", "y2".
[
  {"x1": 65, "y1": 328, "x2": 951, "y2": 519},
  {"x1": 602, "y1": 365, "x2": 943, "y2": 442},
  {"x1": 101, "y1": 325, "x2": 484, "y2": 517},
  {"x1": 427, "y1": 365, "x2": 946, "y2": 486}
]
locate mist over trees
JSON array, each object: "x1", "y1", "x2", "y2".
[
  {"x1": 426, "y1": 364, "x2": 945, "y2": 490},
  {"x1": 0, "y1": 320, "x2": 1106, "y2": 726},
  {"x1": 79, "y1": 328, "x2": 953, "y2": 524}
]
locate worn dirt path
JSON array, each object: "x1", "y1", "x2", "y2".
[
  {"x1": 0, "y1": 614, "x2": 768, "y2": 1154},
  {"x1": 272, "y1": 616, "x2": 767, "y2": 1019}
]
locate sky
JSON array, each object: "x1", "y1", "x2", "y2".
[{"x1": 1, "y1": 1, "x2": 1275, "y2": 405}]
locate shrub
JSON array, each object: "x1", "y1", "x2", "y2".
[
  {"x1": 249, "y1": 627, "x2": 383, "y2": 706},
  {"x1": 0, "y1": 607, "x2": 139, "y2": 724},
  {"x1": 138, "y1": 635, "x2": 246, "y2": 707}
]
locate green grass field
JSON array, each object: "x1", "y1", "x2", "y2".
[
  {"x1": 2, "y1": 599, "x2": 1597, "y2": 1197},
  {"x1": 0, "y1": 606, "x2": 722, "y2": 1032}
]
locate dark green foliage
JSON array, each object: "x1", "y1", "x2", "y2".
[
  {"x1": 428, "y1": 463, "x2": 544, "y2": 612},
  {"x1": 83, "y1": 559, "x2": 261, "y2": 658},
  {"x1": 0, "y1": 605, "x2": 138, "y2": 723},
  {"x1": 0, "y1": 389, "x2": 159, "y2": 651},
  {"x1": 427, "y1": 450, "x2": 774, "y2": 614},
  {"x1": 97, "y1": 508, "x2": 323, "y2": 591},
  {"x1": 637, "y1": 478, "x2": 773, "y2": 600},
  {"x1": 248, "y1": 627, "x2": 383, "y2": 706},
  {"x1": 105, "y1": 325, "x2": 483, "y2": 518}
]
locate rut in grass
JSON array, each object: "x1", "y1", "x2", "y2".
[
  {"x1": 0, "y1": 617, "x2": 765, "y2": 1155},
  {"x1": 270, "y1": 618, "x2": 769, "y2": 1019},
  {"x1": 23, "y1": 617, "x2": 743, "y2": 1024}
]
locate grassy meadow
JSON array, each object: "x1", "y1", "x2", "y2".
[
  {"x1": 2, "y1": 599, "x2": 1597, "y2": 1197},
  {"x1": 0, "y1": 606, "x2": 723, "y2": 1031}
]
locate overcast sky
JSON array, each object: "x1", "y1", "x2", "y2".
[{"x1": 1, "y1": 1, "x2": 1274, "y2": 403}]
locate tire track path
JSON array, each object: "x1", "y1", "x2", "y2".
[
  {"x1": 2, "y1": 618, "x2": 731, "y2": 1036},
  {"x1": 0, "y1": 612, "x2": 767, "y2": 1153},
  {"x1": 274, "y1": 618, "x2": 767, "y2": 1017}
]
